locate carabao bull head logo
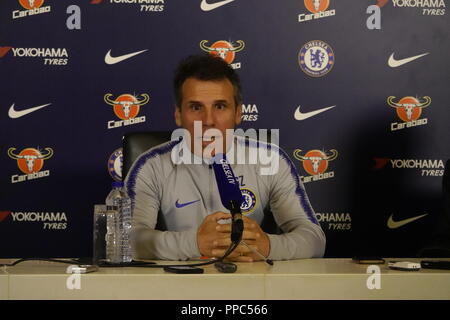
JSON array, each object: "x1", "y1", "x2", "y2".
[
  {"x1": 104, "y1": 93, "x2": 149, "y2": 120},
  {"x1": 387, "y1": 96, "x2": 431, "y2": 122},
  {"x1": 304, "y1": 0, "x2": 330, "y2": 13},
  {"x1": 8, "y1": 147, "x2": 53, "y2": 174},
  {"x1": 200, "y1": 40, "x2": 245, "y2": 64},
  {"x1": 19, "y1": 0, "x2": 44, "y2": 9},
  {"x1": 293, "y1": 149, "x2": 338, "y2": 176}
]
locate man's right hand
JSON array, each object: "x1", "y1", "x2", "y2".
[
  {"x1": 196, "y1": 211, "x2": 258, "y2": 262},
  {"x1": 197, "y1": 211, "x2": 232, "y2": 258}
]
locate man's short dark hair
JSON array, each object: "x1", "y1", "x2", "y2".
[{"x1": 173, "y1": 54, "x2": 243, "y2": 108}]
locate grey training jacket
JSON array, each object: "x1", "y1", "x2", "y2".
[{"x1": 125, "y1": 136, "x2": 326, "y2": 261}]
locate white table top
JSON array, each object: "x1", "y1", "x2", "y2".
[{"x1": 1, "y1": 258, "x2": 449, "y2": 300}]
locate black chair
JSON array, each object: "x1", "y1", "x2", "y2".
[
  {"x1": 122, "y1": 131, "x2": 172, "y2": 231},
  {"x1": 122, "y1": 131, "x2": 172, "y2": 180}
]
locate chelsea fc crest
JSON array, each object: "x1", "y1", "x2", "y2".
[
  {"x1": 108, "y1": 148, "x2": 123, "y2": 182},
  {"x1": 240, "y1": 188, "x2": 257, "y2": 214},
  {"x1": 298, "y1": 40, "x2": 334, "y2": 77}
]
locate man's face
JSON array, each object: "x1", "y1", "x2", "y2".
[{"x1": 175, "y1": 77, "x2": 242, "y2": 154}]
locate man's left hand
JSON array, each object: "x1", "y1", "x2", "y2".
[
  {"x1": 239, "y1": 216, "x2": 270, "y2": 261},
  {"x1": 211, "y1": 216, "x2": 270, "y2": 262}
]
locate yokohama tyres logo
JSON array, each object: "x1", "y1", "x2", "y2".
[
  {"x1": 316, "y1": 212, "x2": 352, "y2": 231},
  {"x1": 373, "y1": 157, "x2": 444, "y2": 177},
  {"x1": 0, "y1": 46, "x2": 69, "y2": 65},
  {"x1": 91, "y1": 0, "x2": 165, "y2": 12},
  {"x1": 391, "y1": 0, "x2": 446, "y2": 16},
  {"x1": 0, "y1": 211, "x2": 68, "y2": 230}
]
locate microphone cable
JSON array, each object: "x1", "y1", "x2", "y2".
[
  {"x1": 1, "y1": 257, "x2": 218, "y2": 269},
  {"x1": 213, "y1": 199, "x2": 244, "y2": 273}
]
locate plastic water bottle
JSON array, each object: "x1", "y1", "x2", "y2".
[
  {"x1": 105, "y1": 205, "x2": 119, "y2": 263},
  {"x1": 105, "y1": 181, "x2": 133, "y2": 263}
]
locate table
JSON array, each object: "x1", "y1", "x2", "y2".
[
  {"x1": 0, "y1": 267, "x2": 8, "y2": 300},
  {"x1": 1, "y1": 258, "x2": 449, "y2": 300}
]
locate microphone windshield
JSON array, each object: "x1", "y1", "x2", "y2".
[{"x1": 212, "y1": 154, "x2": 243, "y2": 210}]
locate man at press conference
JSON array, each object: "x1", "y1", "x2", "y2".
[{"x1": 124, "y1": 54, "x2": 325, "y2": 262}]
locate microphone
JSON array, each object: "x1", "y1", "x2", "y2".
[
  {"x1": 212, "y1": 154, "x2": 273, "y2": 266},
  {"x1": 211, "y1": 154, "x2": 244, "y2": 243}
]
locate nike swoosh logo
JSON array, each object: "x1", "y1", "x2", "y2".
[
  {"x1": 294, "y1": 105, "x2": 336, "y2": 121},
  {"x1": 175, "y1": 199, "x2": 200, "y2": 208},
  {"x1": 8, "y1": 103, "x2": 51, "y2": 119},
  {"x1": 200, "y1": 0, "x2": 236, "y2": 11},
  {"x1": 388, "y1": 52, "x2": 429, "y2": 68},
  {"x1": 387, "y1": 213, "x2": 428, "y2": 229},
  {"x1": 104, "y1": 49, "x2": 148, "y2": 65}
]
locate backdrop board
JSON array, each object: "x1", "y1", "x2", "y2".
[{"x1": 1, "y1": 0, "x2": 449, "y2": 258}]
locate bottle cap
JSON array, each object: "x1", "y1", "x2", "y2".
[{"x1": 112, "y1": 181, "x2": 124, "y2": 188}]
